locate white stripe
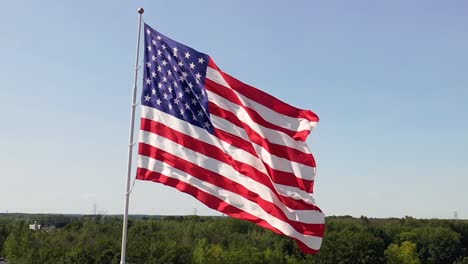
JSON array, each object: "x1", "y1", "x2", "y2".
[
  {"x1": 208, "y1": 90, "x2": 312, "y2": 155},
  {"x1": 139, "y1": 130, "x2": 324, "y2": 224},
  {"x1": 206, "y1": 67, "x2": 317, "y2": 133},
  {"x1": 210, "y1": 113, "x2": 316, "y2": 181},
  {"x1": 141, "y1": 105, "x2": 266, "y2": 173},
  {"x1": 138, "y1": 155, "x2": 323, "y2": 250},
  {"x1": 141, "y1": 105, "x2": 315, "y2": 187},
  {"x1": 274, "y1": 184, "x2": 319, "y2": 204},
  {"x1": 251, "y1": 143, "x2": 316, "y2": 182}
]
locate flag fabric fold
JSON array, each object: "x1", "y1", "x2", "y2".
[{"x1": 137, "y1": 23, "x2": 325, "y2": 253}]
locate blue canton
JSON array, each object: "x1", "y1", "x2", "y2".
[{"x1": 142, "y1": 24, "x2": 213, "y2": 133}]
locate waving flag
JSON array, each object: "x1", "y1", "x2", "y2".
[{"x1": 137, "y1": 23, "x2": 325, "y2": 253}]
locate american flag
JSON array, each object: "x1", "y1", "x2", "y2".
[{"x1": 137, "y1": 23, "x2": 325, "y2": 253}]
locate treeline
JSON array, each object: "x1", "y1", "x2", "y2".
[{"x1": 0, "y1": 214, "x2": 468, "y2": 264}]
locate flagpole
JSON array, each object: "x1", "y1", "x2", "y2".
[{"x1": 120, "y1": 7, "x2": 144, "y2": 264}]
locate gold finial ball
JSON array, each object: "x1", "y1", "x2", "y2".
[{"x1": 138, "y1": 8, "x2": 144, "y2": 14}]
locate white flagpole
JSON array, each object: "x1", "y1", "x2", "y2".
[{"x1": 120, "y1": 7, "x2": 144, "y2": 264}]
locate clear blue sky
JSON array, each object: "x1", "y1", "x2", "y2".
[{"x1": 0, "y1": 0, "x2": 467, "y2": 219}]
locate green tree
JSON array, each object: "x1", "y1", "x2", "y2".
[
  {"x1": 385, "y1": 241, "x2": 421, "y2": 264},
  {"x1": 399, "y1": 226, "x2": 462, "y2": 264},
  {"x1": 60, "y1": 248, "x2": 94, "y2": 264},
  {"x1": 455, "y1": 256, "x2": 468, "y2": 264},
  {"x1": 193, "y1": 238, "x2": 212, "y2": 264},
  {"x1": 307, "y1": 228, "x2": 386, "y2": 264},
  {"x1": 4, "y1": 222, "x2": 39, "y2": 263},
  {"x1": 0, "y1": 224, "x2": 8, "y2": 255}
]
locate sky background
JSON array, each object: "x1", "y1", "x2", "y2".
[{"x1": 0, "y1": 0, "x2": 467, "y2": 219}]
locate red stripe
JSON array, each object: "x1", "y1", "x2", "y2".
[
  {"x1": 211, "y1": 127, "x2": 315, "y2": 194},
  {"x1": 206, "y1": 79, "x2": 311, "y2": 141},
  {"x1": 141, "y1": 110, "x2": 315, "y2": 193},
  {"x1": 136, "y1": 167, "x2": 324, "y2": 253},
  {"x1": 208, "y1": 59, "x2": 319, "y2": 123},
  {"x1": 210, "y1": 115, "x2": 315, "y2": 193},
  {"x1": 141, "y1": 118, "x2": 318, "y2": 208},
  {"x1": 209, "y1": 103, "x2": 316, "y2": 168},
  {"x1": 138, "y1": 143, "x2": 324, "y2": 236},
  {"x1": 214, "y1": 129, "x2": 257, "y2": 157}
]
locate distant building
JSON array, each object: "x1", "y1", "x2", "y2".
[
  {"x1": 28, "y1": 221, "x2": 56, "y2": 232},
  {"x1": 29, "y1": 221, "x2": 41, "y2": 231}
]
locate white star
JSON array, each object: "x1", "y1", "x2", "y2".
[
  {"x1": 179, "y1": 109, "x2": 185, "y2": 115},
  {"x1": 185, "y1": 87, "x2": 191, "y2": 93},
  {"x1": 197, "y1": 110, "x2": 203, "y2": 117},
  {"x1": 167, "y1": 70, "x2": 172, "y2": 76},
  {"x1": 162, "y1": 44, "x2": 166, "y2": 50},
  {"x1": 185, "y1": 52, "x2": 191, "y2": 59},
  {"x1": 146, "y1": 61, "x2": 151, "y2": 68},
  {"x1": 178, "y1": 91, "x2": 183, "y2": 98},
  {"x1": 196, "y1": 79, "x2": 200, "y2": 84},
  {"x1": 157, "y1": 50, "x2": 162, "y2": 56},
  {"x1": 162, "y1": 76, "x2": 167, "y2": 83},
  {"x1": 188, "y1": 82, "x2": 194, "y2": 88},
  {"x1": 174, "y1": 98, "x2": 179, "y2": 104},
  {"x1": 173, "y1": 47, "x2": 178, "y2": 57},
  {"x1": 156, "y1": 99, "x2": 162, "y2": 105},
  {"x1": 146, "y1": 28, "x2": 151, "y2": 35},
  {"x1": 195, "y1": 73, "x2": 201, "y2": 79},
  {"x1": 151, "y1": 71, "x2": 157, "y2": 78},
  {"x1": 147, "y1": 45, "x2": 152, "y2": 52},
  {"x1": 189, "y1": 62, "x2": 195, "y2": 69},
  {"x1": 152, "y1": 88, "x2": 156, "y2": 95},
  {"x1": 191, "y1": 98, "x2": 197, "y2": 105},
  {"x1": 152, "y1": 39, "x2": 157, "y2": 46},
  {"x1": 185, "y1": 103, "x2": 190, "y2": 109},
  {"x1": 168, "y1": 86, "x2": 173, "y2": 93},
  {"x1": 162, "y1": 60, "x2": 167, "y2": 66},
  {"x1": 203, "y1": 122, "x2": 211, "y2": 129},
  {"x1": 198, "y1": 57, "x2": 205, "y2": 64},
  {"x1": 146, "y1": 78, "x2": 151, "y2": 85},
  {"x1": 179, "y1": 72, "x2": 188, "y2": 82},
  {"x1": 167, "y1": 55, "x2": 172, "y2": 61},
  {"x1": 178, "y1": 61, "x2": 184, "y2": 67},
  {"x1": 144, "y1": 94, "x2": 151, "y2": 102},
  {"x1": 152, "y1": 55, "x2": 156, "y2": 62},
  {"x1": 157, "y1": 65, "x2": 162, "y2": 72},
  {"x1": 163, "y1": 93, "x2": 169, "y2": 99},
  {"x1": 173, "y1": 81, "x2": 178, "y2": 87},
  {"x1": 168, "y1": 104, "x2": 173, "y2": 110},
  {"x1": 156, "y1": 35, "x2": 162, "y2": 40},
  {"x1": 158, "y1": 82, "x2": 163, "y2": 89},
  {"x1": 201, "y1": 89, "x2": 205, "y2": 96}
]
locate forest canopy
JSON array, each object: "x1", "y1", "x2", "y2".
[{"x1": 0, "y1": 214, "x2": 467, "y2": 264}]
